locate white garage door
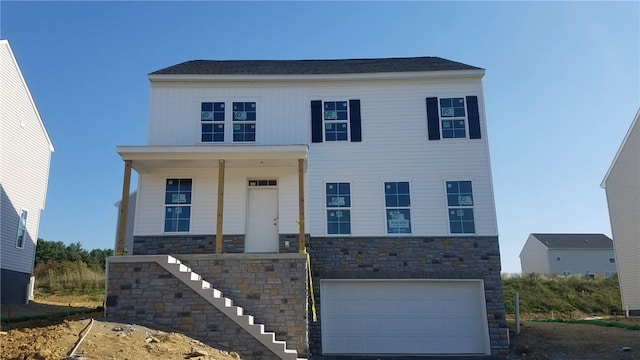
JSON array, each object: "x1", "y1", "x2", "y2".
[{"x1": 321, "y1": 280, "x2": 490, "y2": 355}]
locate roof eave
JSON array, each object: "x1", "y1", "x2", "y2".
[
  {"x1": 601, "y1": 107, "x2": 640, "y2": 188},
  {"x1": 148, "y1": 69, "x2": 486, "y2": 82}
]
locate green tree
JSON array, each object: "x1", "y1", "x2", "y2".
[{"x1": 35, "y1": 238, "x2": 67, "y2": 263}]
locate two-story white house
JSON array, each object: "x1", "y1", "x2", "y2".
[
  {"x1": 0, "y1": 39, "x2": 54, "y2": 305},
  {"x1": 108, "y1": 57, "x2": 508, "y2": 359},
  {"x1": 519, "y1": 233, "x2": 616, "y2": 277}
]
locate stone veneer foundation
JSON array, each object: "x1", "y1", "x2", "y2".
[
  {"x1": 105, "y1": 254, "x2": 308, "y2": 359},
  {"x1": 125, "y1": 234, "x2": 508, "y2": 359}
]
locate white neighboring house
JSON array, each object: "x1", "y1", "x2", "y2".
[
  {"x1": 0, "y1": 39, "x2": 54, "y2": 304},
  {"x1": 519, "y1": 233, "x2": 616, "y2": 277},
  {"x1": 602, "y1": 108, "x2": 640, "y2": 317}
]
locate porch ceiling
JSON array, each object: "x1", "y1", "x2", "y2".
[{"x1": 117, "y1": 145, "x2": 308, "y2": 173}]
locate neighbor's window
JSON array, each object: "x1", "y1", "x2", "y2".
[
  {"x1": 164, "y1": 179, "x2": 192, "y2": 232},
  {"x1": 384, "y1": 182, "x2": 411, "y2": 234},
  {"x1": 326, "y1": 182, "x2": 351, "y2": 234},
  {"x1": 446, "y1": 180, "x2": 475, "y2": 234},
  {"x1": 233, "y1": 102, "x2": 256, "y2": 142},
  {"x1": 440, "y1": 98, "x2": 467, "y2": 139},
  {"x1": 16, "y1": 210, "x2": 28, "y2": 248},
  {"x1": 609, "y1": 253, "x2": 615, "y2": 263},
  {"x1": 201, "y1": 102, "x2": 225, "y2": 142},
  {"x1": 324, "y1": 101, "x2": 349, "y2": 141}
]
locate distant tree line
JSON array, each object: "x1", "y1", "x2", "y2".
[{"x1": 35, "y1": 239, "x2": 113, "y2": 270}]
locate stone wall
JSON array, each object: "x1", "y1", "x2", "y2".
[
  {"x1": 106, "y1": 255, "x2": 308, "y2": 359},
  {"x1": 133, "y1": 234, "x2": 307, "y2": 255},
  {"x1": 307, "y1": 236, "x2": 509, "y2": 358},
  {"x1": 177, "y1": 254, "x2": 308, "y2": 354}
]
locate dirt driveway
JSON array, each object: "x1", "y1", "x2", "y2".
[{"x1": 2, "y1": 296, "x2": 639, "y2": 359}]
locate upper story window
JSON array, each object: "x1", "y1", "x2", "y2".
[
  {"x1": 426, "y1": 96, "x2": 481, "y2": 140},
  {"x1": 233, "y1": 102, "x2": 256, "y2": 142},
  {"x1": 440, "y1": 98, "x2": 467, "y2": 139},
  {"x1": 446, "y1": 180, "x2": 475, "y2": 234},
  {"x1": 16, "y1": 210, "x2": 28, "y2": 248},
  {"x1": 164, "y1": 178, "x2": 192, "y2": 232},
  {"x1": 324, "y1": 101, "x2": 349, "y2": 141},
  {"x1": 311, "y1": 100, "x2": 361, "y2": 143},
  {"x1": 384, "y1": 182, "x2": 411, "y2": 234},
  {"x1": 201, "y1": 102, "x2": 225, "y2": 142},
  {"x1": 326, "y1": 182, "x2": 351, "y2": 234},
  {"x1": 609, "y1": 253, "x2": 615, "y2": 263}
]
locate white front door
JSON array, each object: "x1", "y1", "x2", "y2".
[{"x1": 245, "y1": 187, "x2": 279, "y2": 252}]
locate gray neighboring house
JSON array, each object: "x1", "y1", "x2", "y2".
[
  {"x1": 602, "y1": 108, "x2": 640, "y2": 317},
  {"x1": 0, "y1": 39, "x2": 54, "y2": 304},
  {"x1": 519, "y1": 233, "x2": 616, "y2": 277}
]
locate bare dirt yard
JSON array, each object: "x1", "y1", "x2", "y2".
[{"x1": 2, "y1": 295, "x2": 639, "y2": 359}]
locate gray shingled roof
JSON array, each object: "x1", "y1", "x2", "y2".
[
  {"x1": 531, "y1": 233, "x2": 613, "y2": 249},
  {"x1": 150, "y1": 57, "x2": 482, "y2": 75}
]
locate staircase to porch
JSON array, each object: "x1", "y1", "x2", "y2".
[{"x1": 156, "y1": 255, "x2": 304, "y2": 360}]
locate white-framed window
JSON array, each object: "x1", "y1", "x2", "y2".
[
  {"x1": 609, "y1": 253, "x2": 615, "y2": 263},
  {"x1": 201, "y1": 102, "x2": 225, "y2": 142},
  {"x1": 16, "y1": 210, "x2": 28, "y2": 248},
  {"x1": 323, "y1": 101, "x2": 349, "y2": 141},
  {"x1": 164, "y1": 178, "x2": 192, "y2": 232},
  {"x1": 326, "y1": 182, "x2": 351, "y2": 234},
  {"x1": 446, "y1": 180, "x2": 475, "y2": 234},
  {"x1": 384, "y1": 181, "x2": 411, "y2": 234},
  {"x1": 562, "y1": 271, "x2": 571, "y2": 276},
  {"x1": 233, "y1": 102, "x2": 256, "y2": 142},
  {"x1": 439, "y1": 97, "x2": 467, "y2": 139},
  {"x1": 555, "y1": 254, "x2": 561, "y2": 261}
]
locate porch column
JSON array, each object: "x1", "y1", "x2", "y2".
[
  {"x1": 216, "y1": 159, "x2": 225, "y2": 253},
  {"x1": 298, "y1": 158, "x2": 305, "y2": 252},
  {"x1": 116, "y1": 160, "x2": 132, "y2": 255}
]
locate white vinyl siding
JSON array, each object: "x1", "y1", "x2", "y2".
[
  {"x1": 603, "y1": 111, "x2": 640, "y2": 313},
  {"x1": 546, "y1": 249, "x2": 618, "y2": 277},
  {"x1": 134, "y1": 167, "x2": 300, "y2": 236},
  {"x1": 0, "y1": 40, "x2": 53, "y2": 274},
  {"x1": 519, "y1": 234, "x2": 551, "y2": 274}
]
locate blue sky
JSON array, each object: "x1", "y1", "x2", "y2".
[{"x1": 1, "y1": 1, "x2": 638, "y2": 274}]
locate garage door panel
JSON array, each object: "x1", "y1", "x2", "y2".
[{"x1": 321, "y1": 280, "x2": 489, "y2": 355}]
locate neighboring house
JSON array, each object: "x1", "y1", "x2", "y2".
[
  {"x1": 107, "y1": 56, "x2": 508, "y2": 358},
  {"x1": 602, "y1": 108, "x2": 640, "y2": 317},
  {"x1": 519, "y1": 233, "x2": 616, "y2": 277},
  {"x1": 0, "y1": 39, "x2": 54, "y2": 304}
]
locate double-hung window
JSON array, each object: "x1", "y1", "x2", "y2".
[
  {"x1": 201, "y1": 102, "x2": 225, "y2": 142},
  {"x1": 324, "y1": 101, "x2": 349, "y2": 141},
  {"x1": 164, "y1": 178, "x2": 192, "y2": 232},
  {"x1": 440, "y1": 98, "x2": 467, "y2": 139},
  {"x1": 384, "y1": 182, "x2": 411, "y2": 234},
  {"x1": 446, "y1": 180, "x2": 475, "y2": 234},
  {"x1": 16, "y1": 210, "x2": 28, "y2": 248},
  {"x1": 233, "y1": 102, "x2": 256, "y2": 142},
  {"x1": 326, "y1": 182, "x2": 351, "y2": 234}
]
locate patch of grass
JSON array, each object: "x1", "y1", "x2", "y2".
[
  {"x1": 35, "y1": 260, "x2": 105, "y2": 297},
  {"x1": 502, "y1": 273, "x2": 623, "y2": 316}
]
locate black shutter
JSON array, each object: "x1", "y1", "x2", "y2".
[
  {"x1": 349, "y1": 99, "x2": 361, "y2": 142},
  {"x1": 466, "y1": 96, "x2": 481, "y2": 139},
  {"x1": 311, "y1": 100, "x2": 323, "y2": 143},
  {"x1": 426, "y1": 97, "x2": 440, "y2": 140}
]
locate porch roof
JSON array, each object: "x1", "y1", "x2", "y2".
[{"x1": 117, "y1": 144, "x2": 308, "y2": 173}]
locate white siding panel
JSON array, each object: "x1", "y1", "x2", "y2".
[
  {"x1": 305, "y1": 80, "x2": 496, "y2": 237},
  {"x1": 134, "y1": 166, "x2": 299, "y2": 236},
  {"x1": 0, "y1": 41, "x2": 53, "y2": 274},
  {"x1": 148, "y1": 84, "x2": 310, "y2": 146},
  {"x1": 604, "y1": 116, "x2": 640, "y2": 312},
  {"x1": 519, "y1": 235, "x2": 551, "y2": 274}
]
